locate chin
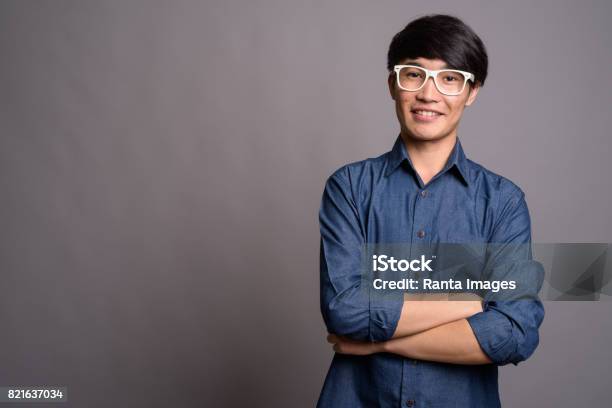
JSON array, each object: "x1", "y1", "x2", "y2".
[{"x1": 404, "y1": 126, "x2": 447, "y2": 141}]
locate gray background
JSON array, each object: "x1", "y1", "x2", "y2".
[{"x1": 0, "y1": 0, "x2": 610, "y2": 407}]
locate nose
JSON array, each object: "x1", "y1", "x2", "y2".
[{"x1": 416, "y1": 76, "x2": 441, "y2": 101}]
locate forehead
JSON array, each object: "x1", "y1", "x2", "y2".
[{"x1": 399, "y1": 57, "x2": 449, "y2": 70}]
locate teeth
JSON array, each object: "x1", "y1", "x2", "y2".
[{"x1": 415, "y1": 110, "x2": 440, "y2": 116}]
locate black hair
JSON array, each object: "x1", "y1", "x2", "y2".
[{"x1": 387, "y1": 14, "x2": 488, "y2": 86}]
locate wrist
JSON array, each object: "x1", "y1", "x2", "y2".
[
  {"x1": 470, "y1": 300, "x2": 483, "y2": 314},
  {"x1": 375, "y1": 340, "x2": 389, "y2": 353}
]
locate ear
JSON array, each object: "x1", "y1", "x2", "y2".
[
  {"x1": 388, "y1": 73, "x2": 396, "y2": 101},
  {"x1": 464, "y1": 84, "x2": 480, "y2": 107}
]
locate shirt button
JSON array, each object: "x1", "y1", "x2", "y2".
[
  {"x1": 417, "y1": 230, "x2": 425, "y2": 238},
  {"x1": 406, "y1": 400, "x2": 415, "y2": 407},
  {"x1": 420, "y1": 190, "x2": 428, "y2": 198}
]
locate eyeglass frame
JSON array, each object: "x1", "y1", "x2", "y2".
[{"x1": 393, "y1": 64, "x2": 475, "y2": 96}]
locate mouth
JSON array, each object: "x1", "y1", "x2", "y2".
[{"x1": 411, "y1": 109, "x2": 444, "y2": 123}]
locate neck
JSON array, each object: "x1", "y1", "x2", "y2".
[{"x1": 400, "y1": 132, "x2": 457, "y2": 186}]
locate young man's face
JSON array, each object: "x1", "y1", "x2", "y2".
[{"x1": 388, "y1": 57, "x2": 480, "y2": 142}]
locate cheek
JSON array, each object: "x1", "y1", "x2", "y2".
[
  {"x1": 398, "y1": 96, "x2": 414, "y2": 114},
  {"x1": 399, "y1": 93, "x2": 412, "y2": 102},
  {"x1": 441, "y1": 97, "x2": 466, "y2": 117},
  {"x1": 447, "y1": 103, "x2": 466, "y2": 120}
]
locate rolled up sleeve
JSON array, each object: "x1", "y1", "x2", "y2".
[
  {"x1": 468, "y1": 296, "x2": 544, "y2": 365},
  {"x1": 466, "y1": 186, "x2": 546, "y2": 366},
  {"x1": 319, "y1": 168, "x2": 402, "y2": 342}
]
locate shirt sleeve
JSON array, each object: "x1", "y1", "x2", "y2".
[
  {"x1": 319, "y1": 168, "x2": 403, "y2": 342},
  {"x1": 466, "y1": 187, "x2": 545, "y2": 366}
]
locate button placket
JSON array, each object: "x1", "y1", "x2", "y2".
[{"x1": 413, "y1": 189, "x2": 431, "y2": 240}]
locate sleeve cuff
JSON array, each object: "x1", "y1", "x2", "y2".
[
  {"x1": 368, "y1": 288, "x2": 404, "y2": 342},
  {"x1": 467, "y1": 307, "x2": 515, "y2": 365}
]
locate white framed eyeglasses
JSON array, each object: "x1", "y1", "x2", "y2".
[{"x1": 393, "y1": 65, "x2": 475, "y2": 96}]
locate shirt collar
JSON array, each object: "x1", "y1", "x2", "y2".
[{"x1": 384, "y1": 134, "x2": 470, "y2": 186}]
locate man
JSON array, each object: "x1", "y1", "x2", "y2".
[{"x1": 317, "y1": 14, "x2": 544, "y2": 407}]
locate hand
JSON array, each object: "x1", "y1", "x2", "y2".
[
  {"x1": 447, "y1": 292, "x2": 484, "y2": 314},
  {"x1": 326, "y1": 333, "x2": 383, "y2": 356}
]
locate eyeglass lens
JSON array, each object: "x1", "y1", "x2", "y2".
[{"x1": 397, "y1": 66, "x2": 467, "y2": 95}]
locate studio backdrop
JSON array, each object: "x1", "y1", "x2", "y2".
[{"x1": 1, "y1": 0, "x2": 611, "y2": 407}]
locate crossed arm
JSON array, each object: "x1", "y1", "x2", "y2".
[
  {"x1": 319, "y1": 171, "x2": 544, "y2": 366},
  {"x1": 326, "y1": 292, "x2": 492, "y2": 364}
]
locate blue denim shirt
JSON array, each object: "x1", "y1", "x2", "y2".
[{"x1": 317, "y1": 135, "x2": 545, "y2": 408}]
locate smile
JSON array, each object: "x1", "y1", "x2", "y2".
[{"x1": 411, "y1": 110, "x2": 444, "y2": 122}]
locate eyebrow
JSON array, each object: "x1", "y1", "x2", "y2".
[{"x1": 404, "y1": 60, "x2": 450, "y2": 69}]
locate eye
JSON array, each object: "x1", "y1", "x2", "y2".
[
  {"x1": 405, "y1": 71, "x2": 423, "y2": 78},
  {"x1": 440, "y1": 71, "x2": 464, "y2": 83}
]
